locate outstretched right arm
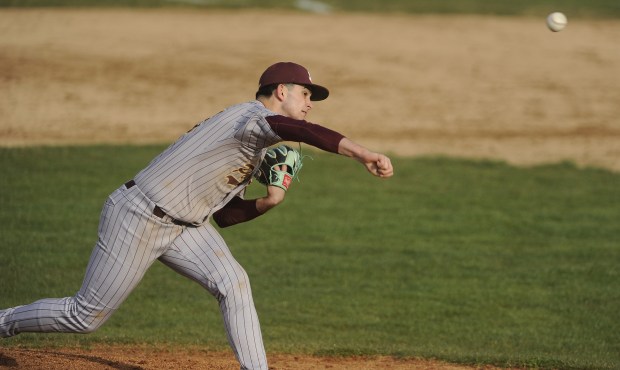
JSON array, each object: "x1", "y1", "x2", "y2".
[
  {"x1": 336, "y1": 137, "x2": 393, "y2": 178},
  {"x1": 266, "y1": 115, "x2": 344, "y2": 153},
  {"x1": 266, "y1": 115, "x2": 393, "y2": 178}
]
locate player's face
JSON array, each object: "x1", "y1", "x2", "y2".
[{"x1": 281, "y1": 84, "x2": 313, "y2": 120}]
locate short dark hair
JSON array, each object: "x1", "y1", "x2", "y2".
[
  {"x1": 255, "y1": 84, "x2": 278, "y2": 99},
  {"x1": 255, "y1": 83, "x2": 297, "y2": 100}
]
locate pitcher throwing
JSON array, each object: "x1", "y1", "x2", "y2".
[{"x1": 0, "y1": 62, "x2": 393, "y2": 370}]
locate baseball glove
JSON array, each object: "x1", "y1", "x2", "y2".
[{"x1": 254, "y1": 144, "x2": 303, "y2": 191}]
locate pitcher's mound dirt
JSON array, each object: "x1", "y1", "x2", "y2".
[{"x1": 0, "y1": 345, "x2": 499, "y2": 369}]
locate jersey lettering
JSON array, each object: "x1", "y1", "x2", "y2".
[{"x1": 226, "y1": 164, "x2": 255, "y2": 187}]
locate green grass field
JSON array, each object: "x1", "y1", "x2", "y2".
[
  {"x1": 0, "y1": 146, "x2": 618, "y2": 369},
  {"x1": 2, "y1": 0, "x2": 620, "y2": 18}
]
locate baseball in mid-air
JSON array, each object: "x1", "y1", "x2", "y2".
[{"x1": 546, "y1": 12, "x2": 567, "y2": 32}]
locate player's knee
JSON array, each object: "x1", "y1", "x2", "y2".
[
  {"x1": 73, "y1": 321, "x2": 96, "y2": 334},
  {"x1": 73, "y1": 311, "x2": 110, "y2": 334},
  {"x1": 219, "y1": 266, "x2": 252, "y2": 299},
  {"x1": 69, "y1": 298, "x2": 113, "y2": 334},
  {"x1": 233, "y1": 270, "x2": 252, "y2": 295}
]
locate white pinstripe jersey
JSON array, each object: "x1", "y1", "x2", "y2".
[{"x1": 134, "y1": 100, "x2": 281, "y2": 225}]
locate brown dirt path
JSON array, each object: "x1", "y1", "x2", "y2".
[
  {"x1": 1, "y1": 9, "x2": 620, "y2": 171},
  {"x1": 0, "y1": 345, "x2": 499, "y2": 369}
]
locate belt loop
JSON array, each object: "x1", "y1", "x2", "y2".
[{"x1": 153, "y1": 205, "x2": 166, "y2": 219}]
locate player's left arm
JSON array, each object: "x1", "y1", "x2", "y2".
[{"x1": 212, "y1": 168, "x2": 287, "y2": 228}]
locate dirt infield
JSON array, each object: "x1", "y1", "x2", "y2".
[
  {"x1": 0, "y1": 7, "x2": 618, "y2": 369},
  {"x1": 1, "y1": 8, "x2": 620, "y2": 171},
  {"x1": 0, "y1": 345, "x2": 498, "y2": 370}
]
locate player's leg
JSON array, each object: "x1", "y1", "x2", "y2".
[
  {"x1": 0, "y1": 185, "x2": 182, "y2": 337},
  {"x1": 159, "y1": 223, "x2": 267, "y2": 370}
]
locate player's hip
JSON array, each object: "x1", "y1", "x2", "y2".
[{"x1": 97, "y1": 182, "x2": 185, "y2": 254}]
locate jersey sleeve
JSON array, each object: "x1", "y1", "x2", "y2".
[{"x1": 265, "y1": 115, "x2": 345, "y2": 153}]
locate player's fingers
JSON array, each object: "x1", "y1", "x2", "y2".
[
  {"x1": 377, "y1": 156, "x2": 393, "y2": 177},
  {"x1": 379, "y1": 155, "x2": 391, "y2": 168},
  {"x1": 372, "y1": 163, "x2": 384, "y2": 177},
  {"x1": 382, "y1": 163, "x2": 394, "y2": 177}
]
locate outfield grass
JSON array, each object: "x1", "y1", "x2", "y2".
[
  {"x1": 0, "y1": 146, "x2": 619, "y2": 369},
  {"x1": 2, "y1": 0, "x2": 620, "y2": 18}
]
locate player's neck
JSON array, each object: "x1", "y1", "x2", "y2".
[{"x1": 258, "y1": 96, "x2": 283, "y2": 116}]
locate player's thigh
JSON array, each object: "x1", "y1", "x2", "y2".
[
  {"x1": 160, "y1": 224, "x2": 249, "y2": 297},
  {"x1": 79, "y1": 192, "x2": 181, "y2": 309}
]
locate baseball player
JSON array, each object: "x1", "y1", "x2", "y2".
[{"x1": 0, "y1": 62, "x2": 393, "y2": 370}]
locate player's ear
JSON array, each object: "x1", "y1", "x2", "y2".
[{"x1": 275, "y1": 84, "x2": 287, "y2": 101}]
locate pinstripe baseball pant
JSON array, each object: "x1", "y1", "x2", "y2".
[{"x1": 0, "y1": 183, "x2": 267, "y2": 370}]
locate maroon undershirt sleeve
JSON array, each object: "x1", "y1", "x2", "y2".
[
  {"x1": 213, "y1": 196, "x2": 262, "y2": 228},
  {"x1": 265, "y1": 115, "x2": 345, "y2": 153}
]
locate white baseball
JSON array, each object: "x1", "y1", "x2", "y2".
[{"x1": 546, "y1": 12, "x2": 567, "y2": 32}]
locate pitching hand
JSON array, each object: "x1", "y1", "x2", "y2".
[
  {"x1": 337, "y1": 137, "x2": 394, "y2": 178},
  {"x1": 364, "y1": 153, "x2": 394, "y2": 178}
]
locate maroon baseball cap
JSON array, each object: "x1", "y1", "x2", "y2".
[{"x1": 258, "y1": 62, "x2": 329, "y2": 101}]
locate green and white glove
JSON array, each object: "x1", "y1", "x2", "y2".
[{"x1": 254, "y1": 145, "x2": 303, "y2": 191}]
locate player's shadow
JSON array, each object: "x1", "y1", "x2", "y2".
[
  {"x1": 0, "y1": 353, "x2": 19, "y2": 367},
  {"x1": 0, "y1": 349, "x2": 143, "y2": 370}
]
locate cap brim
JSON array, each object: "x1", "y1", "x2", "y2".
[{"x1": 307, "y1": 84, "x2": 329, "y2": 101}]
